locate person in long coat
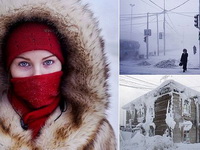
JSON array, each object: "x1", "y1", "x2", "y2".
[
  {"x1": 0, "y1": 0, "x2": 116, "y2": 149},
  {"x1": 180, "y1": 49, "x2": 188, "y2": 72}
]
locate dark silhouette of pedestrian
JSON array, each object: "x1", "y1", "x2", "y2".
[
  {"x1": 193, "y1": 45, "x2": 197, "y2": 55},
  {"x1": 180, "y1": 49, "x2": 188, "y2": 72}
]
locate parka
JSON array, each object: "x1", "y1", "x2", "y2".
[
  {"x1": 180, "y1": 52, "x2": 188, "y2": 64},
  {"x1": 0, "y1": 0, "x2": 116, "y2": 149}
]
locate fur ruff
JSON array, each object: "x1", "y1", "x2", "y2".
[{"x1": 0, "y1": 0, "x2": 116, "y2": 149}]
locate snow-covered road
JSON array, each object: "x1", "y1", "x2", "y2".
[
  {"x1": 120, "y1": 60, "x2": 200, "y2": 74},
  {"x1": 120, "y1": 131, "x2": 200, "y2": 150},
  {"x1": 120, "y1": 52, "x2": 200, "y2": 75}
]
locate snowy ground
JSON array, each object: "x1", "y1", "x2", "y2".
[
  {"x1": 120, "y1": 131, "x2": 200, "y2": 150},
  {"x1": 120, "y1": 49, "x2": 200, "y2": 75}
]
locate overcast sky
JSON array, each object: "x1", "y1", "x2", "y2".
[{"x1": 120, "y1": 0, "x2": 199, "y2": 54}]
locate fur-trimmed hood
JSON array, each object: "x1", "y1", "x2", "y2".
[{"x1": 0, "y1": 0, "x2": 115, "y2": 149}]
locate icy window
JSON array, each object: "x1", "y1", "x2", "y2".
[
  {"x1": 126, "y1": 110, "x2": 135, "y2": 128},
  {"x1": 137, "y1": 107, "x2": 145, "y2": 123},
  {"x1": 182, "y1": 99, "x2": 191, "y2": 117},
  {"x1": 149, "y1": 126, "x2": 155, "y2": 137},
  {"x1": 183, "y1": 130, "x2": 190, "y2": 143},
  {"x1": 179, "y1": 120, "x2": 192, "y2": 131},
  {"x1": 149, "y1": 107, "x2": 154, "y2": 118}
]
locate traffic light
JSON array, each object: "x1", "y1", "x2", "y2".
[
  {"x1": 144, "y1": 36, "x2": 147, "y2": 43},
  {"x1": 199, "y1": 31, "x2": 200, "y2": 40},
  {"x1": 194, "y1": 14, "x2": 199, "y2": 28}
]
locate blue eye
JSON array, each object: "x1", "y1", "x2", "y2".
[
  {"x1": 43, "y1": 60, "x2": 54, "y2": 66},
  {"x1": 18, "y1": 61, "x2": 30, "y2": 67}
]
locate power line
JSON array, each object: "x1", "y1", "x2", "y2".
[
  {"x1": 170, "y1": 11, "x2": 197, "y2": 14},
  {"x1": 170, "y1": 11, "x2": 194, "y2": 17},
  {"x1": 139, "y1": 0, "x2": 161, "y2": 11},
  {"x1": 120, "y1": 11, "x2": 194, "y2": 22},
  {"x1": 120, "y1": 77, "x2": 156, "y2": 89},
  {"x1": 120, "y1": 1, "x2": 194, "y2": 46},
  {"x1": 165, "y1": 21, "x2": 179, "y2": 34},
  {"x1": 148, "y1": 0, "x2": 191, "y2": 12},
  {"x1": 121, "y1": 13, "x2": 149, "y2": 17},
  {"x1": 120, "y1": 12, "x2": 164, "y2": 20},
  {"x1": 149, "y1": 0, "x2": 163, "y2": 10},
  {"x1": 120, "y1": 83, "x2": 154, "y2": 90},
  {"x1": 121, "y1": 13, "x2": 163, "y2": 27},
  {"x1": 125, "y1": 76, "x2": 158, "y2": 86},
  {"x1": 166, "y1": 14, "x2": 179, "y2": 34},
  {"x1": 168, "y1": 0, "x2": 190, "y2": 12},
  {"x1": 120, "y1": 19, "x2": 163, "y2": 27},
  {"x1": 120, "y1": 13, "x2": 160, "y2": 21},
  {"x1": 120, "y1": 82, "x2": 154, "y2": 90},
  {"x1": 120, "y1": 15, "x2": 147, "y2": 21},
  {"x1": 166, "y1": 14, "x2": 176, "y2": 29}
]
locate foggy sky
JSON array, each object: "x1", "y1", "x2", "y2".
[{"x1": 121, "y1": 0, "x2": 199, "y2": 55}]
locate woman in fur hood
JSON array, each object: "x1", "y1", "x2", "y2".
[{"x1": 0, "y1": 0, "x2": 116, "y2": 149}]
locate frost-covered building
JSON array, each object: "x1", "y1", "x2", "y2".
[
  {"x1": 120, "y1": 40, "x2": 140, "y2": 60},
  {"x1": 123, "y1": 80, "x2": 200, "y2": 143}
]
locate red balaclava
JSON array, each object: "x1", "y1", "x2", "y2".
[{"x1": 6, "y1": 22, "x2": 64, "y2": 139}]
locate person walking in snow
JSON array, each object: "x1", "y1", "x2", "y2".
[
  {"x1": 0, "y1": 0, "x2": 116, "y2": 149},
  {"x1": 180, "y1": 49, "x2": 188, "y2": 72},
  {"x1": 193, "y1": 45, "x2": 197, "y2": 55}
]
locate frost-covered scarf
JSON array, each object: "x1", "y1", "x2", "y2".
[{"x1": 8, "y1": 71, "x2": 63, "y2": 139}]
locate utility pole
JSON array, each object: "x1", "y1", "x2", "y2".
[
  {"x1": 156, "y1": 13, "x2": 159, "y2": 56},
  {"x1": 147, "y1": 13, "x2": 149, "y2": 59},
  {"x1": 163, "y1": 0, "x2": 166, "y2": 56},
  {"x1": 130, "y1": 4, "x2": 135, "y2": 40}
]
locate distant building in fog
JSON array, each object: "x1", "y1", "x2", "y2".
[{"x1": 120, "y1": 40, "x2": 140, "y2": 60}]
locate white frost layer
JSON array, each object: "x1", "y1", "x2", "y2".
[
  {"x1": 120, "y1": 131, "x2": 173, "y2": 150},
  {"x1": 123, "y1": 79, "x2": 200, "y2": 110},
  {"x1": 179, "y1": 120, "x2": 193, "y2": 131},
  {"x1": 166, "y1": 112, "x2": 176, "y2": 129},
  {"x1": 165, "y1": 95, "x2": 176, "y2": 129},
  {"x1": 120, "y1": 130, "x2": 200, "y2": 150}
]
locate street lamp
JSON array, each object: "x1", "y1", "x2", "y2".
[
  {"x1": 130, "y1": 4, "x2": 135, "y2": 40},
  {"x1": 163, "y1": 0, "x2": 166, "y2": 56}
]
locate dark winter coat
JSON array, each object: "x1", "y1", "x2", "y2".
[
  {"x1": 0, "y1": 0, "x2": 116, "y2": 149},
  {"x1": 180, "y1": 53, "x2": 188, "y2": 64}
]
